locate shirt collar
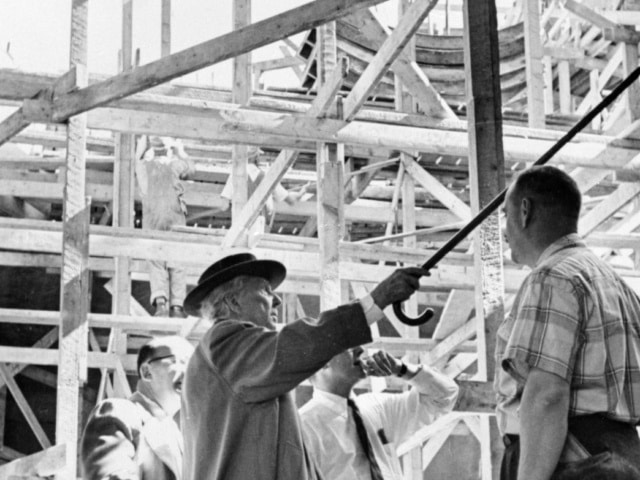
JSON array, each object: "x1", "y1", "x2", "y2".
[
  {"x1": 536, "y1": 233, "x2": 584, "y2": 266},
  {"x1": 312, "y1": 388, "x2": 354, "y2": 416}
]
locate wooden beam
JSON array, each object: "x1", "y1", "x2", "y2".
[
  {"x1": 579, "y1": 183, "x2": 640, "y2": 236},
  {"x1": 316, "y1": 21, "x2": 344, "y2": 310},
  {"x1": 524, "y1": 0, "x2": 545, "y2": 128},
  {"x1": 56, "y1": 3, "x2": 89, "y2": 477},
  {"x1": 86, "y1": 105, "x2": 640, "y2": 170},
  {"x1": 0, "y1": 365, "x2": 51, "y2": 449},
  {"x1": 222, "y1": 57, "x2": 348, "y2": 248},
  {"x1": 0, "y1": 444, "x2": 66, "y2": 479},
  {"x1": 563, "y1": 0, "x2": 640, "y2": 44},
  {"x1": 401, "y1": 155, "x2": 471, "y2": 221},
  {"x1": 463, "y1": 0, "x2": 505, "y2": 475},
  {"x1": 342, "y1": 0, "x2": 439, "y2": 121},
  {"x1": 0, "y1": 108, "x2": 30, "y2": 147},
  {"x1": 344, "y1": 9, "x2": 456, "y2": 120},
  {"x1": 46, "y1": 0, "x2": 388, "y2": 123},
  {"x1": 161, "y1": 0, "x2": 171, "y2": 57}
]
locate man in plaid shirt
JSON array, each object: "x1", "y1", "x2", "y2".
[{"x1": 496, "y1": 166, "x2": 640, "y2": 480}]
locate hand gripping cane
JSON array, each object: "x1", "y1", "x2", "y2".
[{"x1": 394, "y1": 66, "x2": 640, "y2": 326}]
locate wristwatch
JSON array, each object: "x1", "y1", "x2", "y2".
[{"x1": 397, "y1": 362, "x2": 408, "y2": 377}]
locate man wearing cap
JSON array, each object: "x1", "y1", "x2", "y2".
[
  {"x1": 80, "y1": 335, "x2": 194, "y2": 480},
  {"x1": 181, "y1": 252, "x2": 427, "y2": 480}
]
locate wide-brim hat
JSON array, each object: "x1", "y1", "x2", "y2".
[{"x1": 183, "y1": 252, "x2": 286, "y2": 316}]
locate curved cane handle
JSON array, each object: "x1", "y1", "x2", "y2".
[{"x1": 392, "y1": 302, "x2": 434, "y2": 326}]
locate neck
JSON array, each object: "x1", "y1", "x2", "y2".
[
  {"x1": 315, "y1": 379, "x2": 356, "y2": 399},
  {"x1": 138, "y1": 382, "x2": 180, "y2": 417}
]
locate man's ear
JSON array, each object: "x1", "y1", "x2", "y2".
[
  {"x1": 139, "y1": 363, "x2": 153, "y2": 381},
  {"x1": 520, "y1": 197, "x2": 532, "y2": 228}
]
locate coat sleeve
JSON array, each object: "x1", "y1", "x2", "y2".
[
  {"x1": 80, "y1": 399, "x2": 147, "y2": 480},
  {"x1": 202, "y1": 303, "x2": 372, "y2": 403}
]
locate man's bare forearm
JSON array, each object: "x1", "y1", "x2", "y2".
[{"x1": 518, "y1": 368, "x2": 570, "y2": 480}]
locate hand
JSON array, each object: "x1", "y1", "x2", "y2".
[
  {"x1": 359, "y1": 350, "x2": 403, "y2": 377},
  {"x1": 370, "y1": 267, "x2": 429, "y2": 309}
]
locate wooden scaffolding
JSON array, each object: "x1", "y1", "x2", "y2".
[{"x1": 1, "y1": 0, "x2": 640, "y2": 478}]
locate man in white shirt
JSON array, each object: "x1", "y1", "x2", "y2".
[{"x1": 299, "y1": 347, "x2": 458, "y2": 480}]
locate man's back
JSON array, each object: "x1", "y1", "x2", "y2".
[{"x1": 498, "y1": 234, "x2": 640, "y2": 425}]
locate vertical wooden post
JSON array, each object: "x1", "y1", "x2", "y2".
[
  {"x1": 558, "y1": 61, "x2": 572, "y2": 114},
  {"x1": 524, "y1": 0, "x2": 545, "y2": 128},
  {"x1": 543, "y1": 57, "x2": 554, "y2": 113},
  {"x1": 231, "y1": 0, "x2": 252, "y2": 246},
  {"x1": 0, "y1": 386, "x2": 5, "y2": 448},
  {"x1": 161, "y1": 0, "x2": 172, "y2": 58},
  {"x1": 111, "y1": 0, "x2": 134, "y2": 357},
  {"x1": 316, "y1": 21, "x2": 344, "y2": 311},
  {"x1": 396, "y1": 0, "x2": 419, "y2": 368},
  {"x1": 463, "y1": 0, "x2": 506, "y2": 478},
  {"x1": 56, "y1": 1, "x2": 90, "y2": 477}
]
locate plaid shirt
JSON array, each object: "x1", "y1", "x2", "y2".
[{"x1": 495, "y1": 234, "x2": 640, "y2": 435}]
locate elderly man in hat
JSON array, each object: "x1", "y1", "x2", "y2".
[
  {"x1": 81, "y1": 335, "x2": 194, "y2": 480},
  {"x1": 181, "y1": 253, "x2": 427, "y2": 480}
]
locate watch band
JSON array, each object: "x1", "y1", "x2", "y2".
[{"x1": 397, "y1": 362, "x2": 408, "y2": 377}]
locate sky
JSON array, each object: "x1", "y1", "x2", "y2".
[{"x1": 0, "y1": 0, "x2": 399, "y2": 88}]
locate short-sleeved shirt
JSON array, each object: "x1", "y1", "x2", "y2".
[{"x1": 495, "y1": 234, "x2": 640, "y2": 435}]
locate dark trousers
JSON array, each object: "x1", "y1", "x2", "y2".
[{"x1": 500, "y1": 415, "x2": 640, "y2": 480}]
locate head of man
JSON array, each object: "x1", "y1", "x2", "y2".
[
  {"x1": 311, "y1": 347, "x2": 366, "y2": 398},
  {"x1": 137, "y1": 335, "x2": 194, "y2": 416},
  {"x1": 183, "y1": 253, "x2": 286, "y2": 330},
  {"x1": 503, "y1": 166, "x2": 581, "y2": 267}
]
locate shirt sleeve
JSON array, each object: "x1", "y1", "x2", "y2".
[
  {"x1": 358, "y1": 366, "x2": 459, "y2": 446},
  {"x1": 80, "y1": 399, "x2": 145, "y2": 480},
  {"x1": 501, "y1": 275, "x2": 584, "y2": 384},
  {"x1": 203, "y1": 303, "x2": 373, "y2": 403}
]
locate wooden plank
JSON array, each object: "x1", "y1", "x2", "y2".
[
  {"x1": 56, "y1": 3, "x2": 89, "y2": 478},
  {"x1": 463, "y1": 1, "x2": 505, "y2": 476},
  {"x1": 316, "y1": 22, "x2": 343, "y2": 311},
  {"x1": 0, "y1": 328, "x2": 58, "y2": 389},
  {"x1": 0, "y1": 385, "x2": 5, "y2": 447},
  {"x1": 420, "y1": 419, "x2": 459, "y2": 471},
  {"x1": 221, "y1": 57, "x2": 348, "y2": 248},
  {"x1": 111, "y1": 0, "x2": 135, "y2": 362},
  {"x1": 0, "y1": 444, "x2": 66, "y2": 478},
  {"x1": 0, "y1": 108, "x2": 30, "y2": 148},
  {"x1": 229, "y1": 0, "x2": 253, "y2": 246},
  {"x1": 401, "y1": 155, "x2": 471, "y2": 221},
  {"x1": 433, "y1": 290, "x2": 475, "y2": 340},
  {"x1": 161, "y1": 0, "x2": 171, "y2": 58},
  {"x1": 558, "y1": 60, "x2": 572, "y2": 114},
  {"x1": 342, "y1": 0, "x2": 440, "y2": 121},
  {"x1": 344, "y1": 9, "x2": 456, "y2": 120},
  {"x1": 84, "y1": 105, "x2": 640, "y2": 170},
  {"x1": 423, "y1": 319, "x2": 477, "y2": 366},
  {"x1": 563, "y1": 0, "x2": 640, "y2": 43},
  {"x1": 88, "y1": 330, "x2": 115, "y2": 401},
  {"x1": 524, "y1": 0, "x2": 545, "y2": 128},
  {"x1": 0, "y1": 365, "x2": 51, "y2": 449},
  {"x1": 48, "y1": 0, "x2": 388, "y2": 122},
  {"x1": 579, "y1": 183, "x2": 640, "y2": 236},
  {"x1": 0, "y1": 347, "x2": 137, "y2": 372}
]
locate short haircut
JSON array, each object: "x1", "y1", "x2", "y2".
[
  {"x1": 136, "y1": 336, "x2": 191, "y2": 376},
  {"x1": 512, "y1": 166, "x2": 581, "y2": 222}
]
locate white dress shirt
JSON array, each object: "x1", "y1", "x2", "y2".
[{"x1": 299, "y1": 367, "x2": 459, "y2": 480}]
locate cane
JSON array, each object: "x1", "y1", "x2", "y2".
[{"x1": 394, "y1": 66, "x2": 640, "y2": 326}]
